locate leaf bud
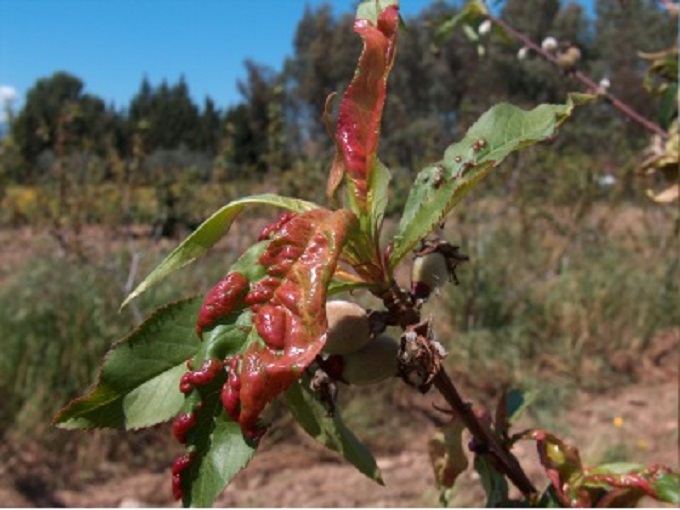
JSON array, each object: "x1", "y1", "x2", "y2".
[
  {"x1": 340, "y1": 334, "x2": 399, "y2": 386},
  {"x1": 322, "y1": 300, "x2": 371, "y2": 355}
]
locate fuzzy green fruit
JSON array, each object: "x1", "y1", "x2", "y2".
[
  {"x1": 322, "y1": 300, "x2": 371, "y2": 355},
  {"x1": 411, "y1": 251, "x2": 450, "y2": 299},
  {"x1": 341, "y1": 334, "x2": 399, "y2": 386}
]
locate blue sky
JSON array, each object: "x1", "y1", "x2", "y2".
[{"x1": 0, "y1": 0, "x2": 595, "y2": 117}]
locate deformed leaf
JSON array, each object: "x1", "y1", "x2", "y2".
[
  {"x1": 285, "y1": 378, "x2": 383, "y2": 484},
  {"x1": 582, "y1": 463, "x2": 680, "y2": 507},
  {"x1": 54, "y1": 298, "x2": 203, "y2": 430},
  {"x1": 172, "y1": 208, "x2": 356, "y2": 505},
  {"x1": 389, "y1": 94, "x2": 593, "y2": 270},
  {"x1": 428, "y1": 418, "x2": 469, "y2": 491},
  {"x1": 223, "y1": 208, "x2": 356, "y2": 437},
  {"x1": 122, "y1": 194, "x2": 319, "y2": 308},
  {"x1": 332, "y1": 4, "x2": 399, "y2": 215}
]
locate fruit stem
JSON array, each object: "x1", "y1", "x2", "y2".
[{"x1": 432, "y1": 367, "x2": 539, "y2": 501}]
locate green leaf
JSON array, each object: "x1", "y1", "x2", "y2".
[
  {"x1": 651, "y1": 470, "x2": 680, "y2": 505},
  {"x1": 389, "y1": 94, "x2": 592, "y2": 270},
  {"x1": 54, "y1": 298, "x2": 202, "y2": 430},
  {"x1": 285, "y1": 378, "x2": 383, "y2": 484},
  {"x1": 121, "y1": 194, "x2": 319, "y2": 308},
  {"x1": 474, "y1": 455, "x2": 509, "y2": 508},
  {"x1": 185, "y1": 415, "x2": 256, "y2": 508}
]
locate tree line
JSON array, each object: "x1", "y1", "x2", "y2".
[{"x1": 1, "y1": 0, "x2": 675, "y2": 186}]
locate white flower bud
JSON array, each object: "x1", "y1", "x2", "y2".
[
  {"x1": 599, "y1": 77, "x2": 611, "y2": 90},
  {"x1": 541, "y1": 36, "x2": 558, "y2": 52},
  {"x1": 517, "y1": 46, "x2": 529, "y2": 60},
  {"x1": 478, "y1": 19, "x2": 492, "y2": 36}
]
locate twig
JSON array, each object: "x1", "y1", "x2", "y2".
[
  {"x1": 487, "y1": 12, "x2": 669, "y2": 140},
  {"x1": 433, "y1": 367, "x2": 539, "y2": 501}
]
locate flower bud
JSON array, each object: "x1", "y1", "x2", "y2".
[
  {"x1": 341, "y1": 334, "x2": 399, "y2": 386},
  {"x1": 517, "y1": 46, "x2": 529, "y2": 60},
  {"x1": 322, "y1": 300, "x2": 371, "y2": 355},
  {"x1": 478, "y1": 19, "x2": 492, "y2": 36},
  {"x1": 541, "y1": 36, "x2": 558, "y2": 52}
]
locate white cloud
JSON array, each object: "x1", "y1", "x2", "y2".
[
  {"x1": 0, "y1": 85, "x2": 17, "y2": 124},
  {"x1": 0, "y1": 85, "x2": 17, "y2": 104}
]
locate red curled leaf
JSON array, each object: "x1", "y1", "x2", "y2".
[
  {"x1": 331, "y1": 4, "x2": 399, "y2": 209},
  {"x1": 224, "y1": 208, "x2": 355, "y2": 438}
]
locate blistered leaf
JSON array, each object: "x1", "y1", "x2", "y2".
[
  {"x1": 582, "y1": 463, "x2": 680, "y2": 507},
  {"x1": 389, "y1": 94, "x2": 592, "y2": 270},
  {"x1": 526, "y1": 429, "x2": 587, "y2": 507},
  {"x1": 428, "y1": 419, "x2": 469, "y2": 492},
  {"x1": 222, "y1": 209, "x2": 355, "y2": 437},
  {"x1": 285, "y1": 378, "x2": 383, "y2": 484},
  {"x1": 54, "y1": 298, "x2": 203, "y2": 430},
  {"x1": 332, "y1": 4, "x2": 399, "y2": 215},
  {"x1": 122, "y1": 194, "x2": 319, "y2": 308}
]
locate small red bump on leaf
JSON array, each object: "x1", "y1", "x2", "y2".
[
  {"x1": 196, "y1": 272, "x2": 249, "y2": 337},
  {"x1": 171, "y1": 453, "x2": 192, "y2": 500},
  {"x1": 179, "y1": 358, "x2": 223, "y2": 394},
  {"x1": 244, "y1": 277, "x2": 280, "y2": 305},
  {"x1": 172, "y1": 412, "x2": 196, "y2": 444},
  {"x1": 258, "y1": 212, "x2": 297, "y2": 241},
  {"x1": 254, "y1": 304, "x2": 287, "y2": 350}
]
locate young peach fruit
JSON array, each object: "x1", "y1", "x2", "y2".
[
  {"x1": 322, "y1": 300, "x2": 372, "y2": 355},
  {"x1": 341, "y1": 334, "x2": 399, "y2": 386},
  {"x1": 411, "y1": 251, "x2": 450, "y2": 299}
]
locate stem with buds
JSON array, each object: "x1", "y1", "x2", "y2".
[{"x1": 486, "y1": 12, "x2": 669, "y2": 140}]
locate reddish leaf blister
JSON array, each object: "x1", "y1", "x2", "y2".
[
  {"x1": 171, "y1": 453, "x2": 192, "y2": 501},
  {"x1": 196, "y1": 272, "x2": 249, "y2": 337},
  {"x1": 172, "y1": 411, "x2": 197, "y2": 444},
  {"x1": 258, "y1": 212, "x2": 297, "y2": 241},
  {"x1": 179, "y1": 358, "x2": 223, "y2": 394},
  {"x1": 253, "y1": 304, "x2": 287, "y2": 350}
]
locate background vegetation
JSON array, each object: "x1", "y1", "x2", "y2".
[{"x1": 0, "y1": 0, "x2": 676, "y2": 505}]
